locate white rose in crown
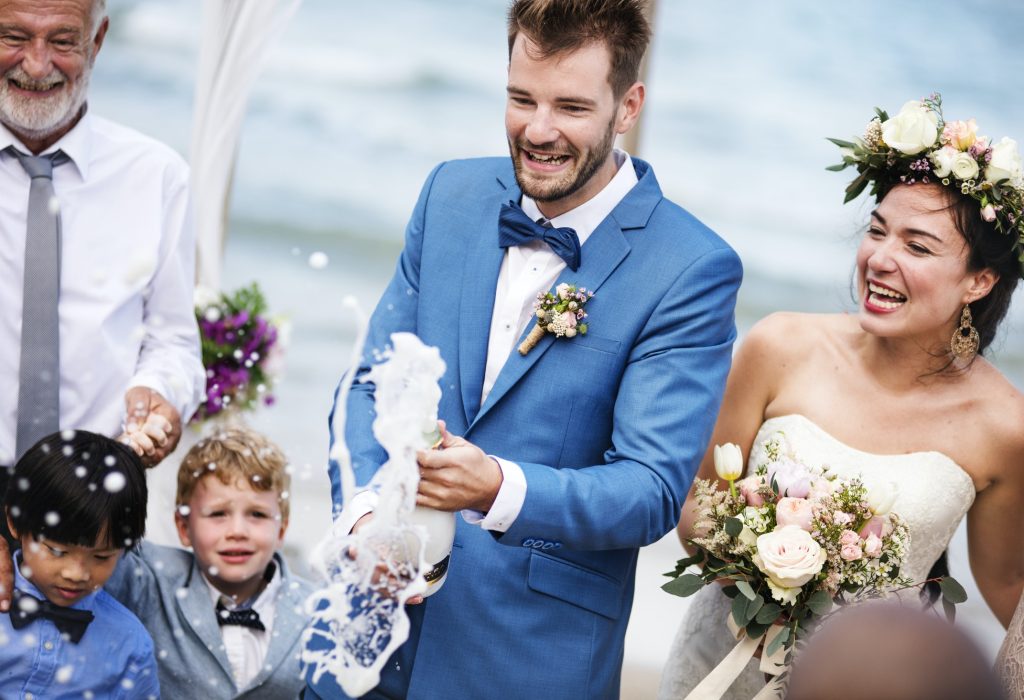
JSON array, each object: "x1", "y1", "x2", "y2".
[
  {"x1": 753, "y1": 525, "x2": 827, "y2": 599},
  {"x1": 951, "y1": 152, "x2": 980, "y2": 181},
  {"x1": 881, "y1": 100, "x2": 939, "y2": 155},
  {"x1": 985, "y1": 137, "x2": 1023, "y2": 184}
]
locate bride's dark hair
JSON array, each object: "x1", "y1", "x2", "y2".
[{"x1": 940, "y1": 186, "x2": 1022, "y2": 354}]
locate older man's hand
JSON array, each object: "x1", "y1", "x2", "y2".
[
  {"x1": 0, "y1": 538, "x2": 12, "y2": 611},
  {"x1": 119, "y1": 386, "x2": 182, "y2": 467}
]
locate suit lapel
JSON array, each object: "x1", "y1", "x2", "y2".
[
  {"x1": 464, "y1": 158, "x2": 662, "y2": 428},
  {"x1": 177, "y1": 560, "x2": 237, "y2": 687},
  {"x1": 458, "y1": 179, "x2": 516, "y2": 424},
  {"x1": 247, "y1": 554, "x2": 306, "y2": 691},
  {"x1": 472, "y1": 214, "x2": 631, "y2": 427}
]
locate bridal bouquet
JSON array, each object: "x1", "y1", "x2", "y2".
[
  {"x1": 664, "y1": 433, "x2": 965, "y2": 669},
  {"x1": 193, "y1": 282, "x2": 284, "y2": 422}
]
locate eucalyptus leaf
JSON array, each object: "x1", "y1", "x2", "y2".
[
  {"x1": 661, "y1": 574, "x2": 704, "y2": 598},
  {"x1": 805, "y1": 590, "x2": 834, "y2": 616},
  {"x1": 735, "y1": 580, "x2": 756, "y2": 601},
  {"x1": 765, "y1": 625, "x2": 790, "y2": 658},
  {"x1": 744, "y1": 594, "x2": 764, "y2": 624},
  {"x1": 756, "y1": 603, "x2": 783, "y2": 625},
  {"x1": 825, "y1": 163, "x2": 849, "y2": 172},
  {"x1": 722, "y1": 584, "x2": 739, "y2": 599},
  {"x1": 725, "y1": 517, "x2": 743, "y2": 538},
  {"x1": 732, "y1": 593, "x2": 748, "y2": 627},
  {"x1": 940, "y1": 576, "x2": 968, "y2": 604},
  {"x1": 744, "y1": 619, "x2": 771, "y2": 640}
]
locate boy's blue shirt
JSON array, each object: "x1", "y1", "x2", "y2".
[
  {"x1": 105, "y1": 541, "x2": 314, "y2": 699},
  {"x1": 0, "y1": 554, "x2": 161, "y2": 699}
]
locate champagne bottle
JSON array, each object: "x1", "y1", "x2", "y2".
[{"x1": 412, "y1": 424, "x2": 456, "y2": 597}]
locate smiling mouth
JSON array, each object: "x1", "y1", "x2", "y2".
[
  {"x1": 524, "y1": 150, "x2": 569, "y2": 166},
  {"x1": 219, "y1": 550, "x2": 254, "y2": 561},
  {"x1": 8, "y1": 77, "x2": 64, "y2": 93},
  {"x1": 55, "y1": 586, "x2": 85, "y2": 600},
  {"x1": 867, "y1": 281, "x2": 908, "y2": 309}
]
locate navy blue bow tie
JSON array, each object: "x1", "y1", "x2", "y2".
[
  {"x1": 498, "y1": 201, "x2": 581, "y2": 271},
  {"x1": 9, "y1": 589, "x2": 94, "y2": 643}
]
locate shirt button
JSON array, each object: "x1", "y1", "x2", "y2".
[{"x1": 43, "y1": 641, "x2": 54, "y2": 650}]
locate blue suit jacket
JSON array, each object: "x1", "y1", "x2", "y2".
[{"x1": 315, "y1": 157, "x2": 741, "y2": 699}]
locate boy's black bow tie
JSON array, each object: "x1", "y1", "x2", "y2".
[
  {"x1": 9, "y1": 589, "x2": 94, "y2": 643},
  {"x1": 216, "y1": 600, "x2": 265, "y2": 631}
]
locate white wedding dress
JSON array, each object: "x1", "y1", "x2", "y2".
[{"x1": 657, "y1": 414, "x2": 976, "y2": 700}]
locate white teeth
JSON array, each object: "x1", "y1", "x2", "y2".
[
  {"x1": 868, "y1": 282, "x2": 906, "y2": 301},
  {"x1": 528, "y1": 152, "x2": 566, "y2": 164}
]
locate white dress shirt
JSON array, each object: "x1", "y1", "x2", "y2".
[
  {"x1": 337, "y1": 151, "x2": 638, "y2": 536},
  {"x1": 0, "y1": 111, "x2": 204, "y2": 464},
  {"x1": 205, "y1": 567, "x2": 280, "y2": 690}
]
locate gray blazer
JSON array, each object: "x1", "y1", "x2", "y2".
[{"x1": 106, "y1": 541, "x2": 314, "y2": 699}]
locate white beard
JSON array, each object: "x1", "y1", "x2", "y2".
[{"x1": 0, "y1": 64, "x2": 91, "y2": 141}]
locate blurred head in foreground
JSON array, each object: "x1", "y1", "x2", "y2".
[{"x1": 786, "y1": 602, "x2": 1004, "y2": 700}]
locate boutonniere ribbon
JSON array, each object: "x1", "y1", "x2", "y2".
[{"x1": 518, "y1": 282, "x2": 594, "y2": 356}]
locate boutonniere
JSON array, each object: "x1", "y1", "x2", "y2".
[{"x1": 518, "y1": 283, "x2": 594, "y2": 355}]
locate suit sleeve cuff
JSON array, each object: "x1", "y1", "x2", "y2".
[
  {"x1": 461, "y1": 456, "x2": 525, "y2": 533},
  {"x1": 335, "y1": 490, "x2": 379, "y2": 533}
]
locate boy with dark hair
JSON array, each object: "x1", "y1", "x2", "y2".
[
  {"x1": 0, "y1": 430, "x2": 160, "y2": 698},
  {"x1": 103, "y1": 426, "x2": 313, "y2": 699}
]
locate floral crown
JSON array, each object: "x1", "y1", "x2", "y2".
[{"x1": 828, "y1": 93, "x2": 1024, "y2": 278}]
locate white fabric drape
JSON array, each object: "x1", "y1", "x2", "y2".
[{"x1": 190, "y1": 0, "x2": 301, "y2": 289}]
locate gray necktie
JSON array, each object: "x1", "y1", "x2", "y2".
[{"x1": 7, "y1": 147, "x2": 70, "y2": 459}]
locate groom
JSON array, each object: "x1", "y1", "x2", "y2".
[{"x1": 308, "y1": 1, "x2": 742, "y2": 697}]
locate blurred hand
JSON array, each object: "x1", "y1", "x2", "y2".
[
  {"x1": 118, "y1": 387, "x2": 181, "y2": 467},
  {"x1": 351, "y1": 513, "x2": 423, "y2": 605},
  {"x1": 416, "y1": 421, "x2": 503, "y2": 512}
]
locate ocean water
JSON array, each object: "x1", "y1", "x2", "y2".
[{"x1": 90, "y1": 0, "x2": 1022, "y2": 686}]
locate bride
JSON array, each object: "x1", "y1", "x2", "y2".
[{"x1": 659, "y1": 96, "x2": 1024, "y2": 699}]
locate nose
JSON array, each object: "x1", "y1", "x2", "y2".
[
  {"x1": 226, "y1": 512, "x2": 249, "y2": 539},
  {"x1": 523, "y1": 106, "x2": 559, "y2": 148},
  {"x1": 865, "y1": 236, "x2": 898, "y2": 274},
  {"x1": 60, "y1": 557, "x2": 89, "y2": 584},
  {"x1": 20, "y1": 38, "x2": 56, "y2": 80}
]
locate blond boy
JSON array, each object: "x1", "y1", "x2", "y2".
[{"x1": 105, "y1": 427, "x2": 314, "y2": 699}]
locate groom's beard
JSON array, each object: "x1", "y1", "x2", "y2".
[
  {"x1": 509, "y1": 114, "x2": 617, "y2": 203},
  {"x1": 0, "y1": 63, "x2": 91, "y2": 140}
]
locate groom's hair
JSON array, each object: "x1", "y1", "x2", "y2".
[{"x1": 507, "y1": 0, "x2": 651, "y2": 99}]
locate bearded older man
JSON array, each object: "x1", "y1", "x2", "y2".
[{"x1": 0, "y1": 0, "x2": 203, "y2": 473}]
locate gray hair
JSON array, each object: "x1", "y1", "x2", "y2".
[{"x1": 91, "y1": 0, "x2": 107, "y2": 36}]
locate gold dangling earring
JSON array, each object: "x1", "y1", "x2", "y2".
[{"x1": 950, "y1": 304, "x2": 980, "y2": 360}]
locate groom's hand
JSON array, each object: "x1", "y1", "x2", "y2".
[{"x1": 416, "y1": 426, "x2": 503, "y2": 513}]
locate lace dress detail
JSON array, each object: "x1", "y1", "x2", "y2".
[
  {"x1": 657, "y1": 414, "x2": 976, "y2": 700},
  {"x1": 997, "y1": 593, "x2": 1024, "y2": 699}
]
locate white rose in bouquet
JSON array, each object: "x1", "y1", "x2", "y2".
[
  {"x1": 881, "y1": 101, "x2": 939, "y2": 155},
  {"x1": 753, "y1": 525, "x2": 827, "y2": 592}
]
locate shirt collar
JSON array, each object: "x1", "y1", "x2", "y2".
[
  {"x1": 521, "y1": 148, "x2": 638, "y2": 245},
  {"x1": 0, "y1": 106, "x2": 93, "y2": 179},
  {"x1": 12, "y1": 550, "x2": 100, "y2": 613},
  {"x1": 203, "y1": 559, "x2": 281, "y2": 614}
]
